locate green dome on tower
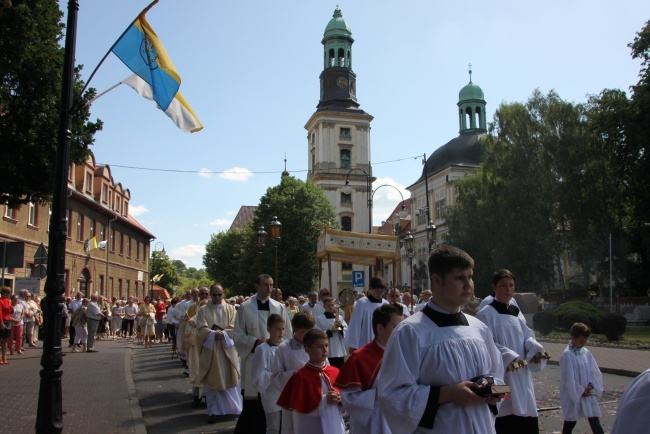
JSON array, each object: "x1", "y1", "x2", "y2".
[
  {"x1": 458, "y1": 68, "x2": 485, "y2": 102},
  {"x1": 324, "y1": 7, "x2": 352, "y2": 38}
]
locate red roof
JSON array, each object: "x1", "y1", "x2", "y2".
[
  {"x1": 151, "y1": 284, "x2": 170, "y2": 300},
  {"x1": 229, "y1": 206, "x2": 257, "y2": 231}
]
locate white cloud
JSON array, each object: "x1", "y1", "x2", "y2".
[
  {"x1": 219, "y1": 166, "x2": 253, "y2": 182},
  {"x1": 371, "y1": 177, "x2": 411, "y2": 225},
  {"x1": 198, "y1": 168, "x2": 213, "y2": 179},
  {"x1": 128, "y1": 205, "x2": 148, "y2": 217},
  {"x1": 170, "y1": 244, "x2": 206, "y2": 262},
  {"x1": 209, "y1": 218, "x2": 231, "y2": 226}
]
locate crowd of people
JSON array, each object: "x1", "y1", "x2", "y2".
[
  {"x1": 0, "y1": 288, "x2": 42, "y2": 364},
  {"x1": 1, "y1": 244, "x2": 647, "y2": 433}
]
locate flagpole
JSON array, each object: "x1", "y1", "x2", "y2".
[
  {"x1": 77, "y1": 0, "x2": 159, "y2": 101},
  {"x1": 87, "y1": 81, "x2": 124, "y2": 105}
]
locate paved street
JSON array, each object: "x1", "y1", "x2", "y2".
[{"x1": 0, "y1": 337, "x2": 648, "y2": 433}]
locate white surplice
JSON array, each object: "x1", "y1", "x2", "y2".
[
  {"x1": 477, "y1": 302, "x2": 542, "y2": 418},
  {"x1": 344, "y1": 297, "x2": 388, "y2": 351},
  {"x1": 378, "y1": 304, "x2": 504, "y2": 434},
  {"x1": 233, "y1": 295, "x2": 293, "y2": 398},
  {"x1": 341, "y1": 369, "x2": 391, "y2": 434},
  {"x1": 559, "y1": 344, "x2": 603, "y2": 421},
  {"x1": 315, "y1": 313, "x2": 347, "y2": 358},
  {"x1": 291, "y1": 376, "x2": 345, "y2": 434},
  {"x1": 272, "y1": 337, "x2": 310, "y2": 434},
  {"x1": 252, "y1": 342, "x2": 282, "y2": 414},
  {"x1": 611, "y1": 368, "x2": 650, "y2": 434}
]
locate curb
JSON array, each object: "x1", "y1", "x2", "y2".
[
  {"x1": 125, "y1": 343, "x2": 147, "y2": 434},
  {"x1": 546, "y1": 359, "x2": 641, "y2": 378}
]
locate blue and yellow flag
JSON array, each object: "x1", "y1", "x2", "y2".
[{"x1": 111, "y1": 12, "x2": 180, "y2": 111}]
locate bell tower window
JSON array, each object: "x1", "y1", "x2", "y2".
[{"x1": 340, "y1": 149, "x2": 351, "y2": 169}]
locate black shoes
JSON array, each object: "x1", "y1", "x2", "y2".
[{"x1": 191, "y1": 396, "x2": 201, "y2": 408}]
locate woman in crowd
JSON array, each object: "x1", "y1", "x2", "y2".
[
  {"x1": 139, "y1": 296, "x2": 157, "y2": 348},
  {"x1": 71, "y1": 298, "x2": 89, "y2": 353},
  {"x1": 8, "y1": 294, "x2": 24, "y2": 355},
  {"x1": 25, "y1": 293, "x2": 40, "y2": 347},
  {"x1": 63, "y1": 297, "x2": 71, "y2": 339},
  {"x1": 112, "y1": 300, "x2": 125, "y2": 338},
  {"x1": 0, "y1": 287, "x2": 13, "y2": 365},
  {"x1": 165, "y1": 297, "x2": 180, "y2": 351}
]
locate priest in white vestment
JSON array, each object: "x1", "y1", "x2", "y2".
[
  {"x1": 233, "y1": 274, "x2": 293, "y2": 434},
  {"x1": 345, "y1": 276, "x2": 389, "y2": 352},
  {"x1": 197, "y1": 284, "x2": 242, "y2": 423},
  {"x1": 379, "y1": 246, "x2": 504, "y2": 434}
]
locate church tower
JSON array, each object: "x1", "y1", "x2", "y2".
[{"x1": 306, "y1": 7, "x2": 374, "y2": 292}]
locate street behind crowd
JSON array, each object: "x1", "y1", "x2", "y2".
[{"x1": 0, "y1": 338, "x2": 647, "y2": 433}]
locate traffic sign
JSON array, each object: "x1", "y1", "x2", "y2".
[{"x1": 352, "y1": 270, "x2": 364, "y2": 288}]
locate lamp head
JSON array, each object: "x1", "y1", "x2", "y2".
[{"x1": 270, "y1": 216, "x2": 282, "y2": 240}]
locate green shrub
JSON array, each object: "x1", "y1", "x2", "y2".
[
  {"x1": 533, "y1": 311, "x2": 558, "y2": 336},
  {"x1": 599, "y1": 313, "x2": 627, "y2": 341},
  {"x1": 561, "y1": 312, "x2": 592, "y2": 332},
  {"x1": 556, "y1": 301, "x2": 604, "y2": 331}
]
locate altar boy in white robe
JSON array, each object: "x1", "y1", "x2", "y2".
[
  {"x1": 334, "y1": 304, "x2": 403, "y2": 434},
  {"x1": 477, "y1": 269, "x2": 548, "y2": 434},
  {"x1": 271, "y1": 312, "x2": 314, "y2": 434},
  {"x1": 315, "y1": 297, "x2": 347, "y2": 369},
  {"x1": 345, "y1": 276, "x2": 389, "y2": 353},
  {"x1": 378, "y1": 245, "x2": 505, "y2": 434}
]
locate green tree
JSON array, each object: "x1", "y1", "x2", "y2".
[
  {"x1": 203, "y1": 176, "x2": 338, "y2": 297},
  {"x1": 250, "y1": 176, "x2": 338, "y2": 297},
  {"x1": 447, "y1": 90, "x2": 592, "y2": 294},
  {"x1": 150, "y1": 251, "x2": 179, "y2": 294},
  {"x1": 203, "y1": 227, "x2": 254, "y2": 294},
  {"x1": 0, "y1": 1, "x2": 103, "y2": 208},
  {"x1": 171, "y1": 259, "x2": 188, "y2": 276}
]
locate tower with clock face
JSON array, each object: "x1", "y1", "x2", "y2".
[{"x1": 306, "y1": 7, "x2": 374, "y2": 294}]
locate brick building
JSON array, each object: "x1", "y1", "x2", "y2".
[{"x1": 1, "y1": 152, "x2": 154, "y2": 299}]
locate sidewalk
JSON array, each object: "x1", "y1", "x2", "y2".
[{"x1": 541, "y1": 340, "x2": 650, "y2": 377}]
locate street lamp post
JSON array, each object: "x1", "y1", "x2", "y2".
[
  {"x1": 426, "y1": 220, "x2": 437, "y2": 251},
  {"x1": 151, "y1": 242, "x2": 166, "y2": 299},
  {"x1": 269, "y1": 217, "x2": 282, "y2": 289},
  {"x1": 404, "y1": 231, "x2": 415, "y2": 314},
  {"x1": 257, "y1": 226, "x2": 267, "y2": 275},
  {"x1": 37, "y1": 0, "x2": 79, "y2": 431}
]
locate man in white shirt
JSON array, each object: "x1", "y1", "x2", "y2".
[
  {"x1": 122, "y1": 296, "x2": 138, "y2": 338},
  {"x1": 85, "y1": 294, "x2": 105, "y2": 353},
  {"x1": 299, "y1": 292, "x2": 320, "y2": 317},
  {"x1": 67, "y1": 291, "x2": 83, "y2": 347}
]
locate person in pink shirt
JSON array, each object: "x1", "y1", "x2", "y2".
[{"x1": 8, "y1": 295, "x2": 25, "y2": 355}]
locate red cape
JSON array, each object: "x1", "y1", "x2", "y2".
[
  {"x1": 276, "y1": 363, "x2": 340, "y2": 414},
  {"x1": 334, "y1": 339, "x2": 384, "y2": 391}
]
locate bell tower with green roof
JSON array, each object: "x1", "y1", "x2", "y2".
[
  {"x1": 458, "y1": 66, "x2": 487, "y2": 134},
  {"x1": 305, "y1": 7, "x2": 374, "y2": 294}
]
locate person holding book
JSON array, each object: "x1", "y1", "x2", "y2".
[{"x1": 378, "y1": 246, "x2": 504, "y2": 434}]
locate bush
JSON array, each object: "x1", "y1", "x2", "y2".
[
  {"x1": 556, "y1": 301, "x2": 604, "y2": 331},
  {"x1": 561, "y1": 312, "x2": 592, "y2": 332},
  {"x1": 533, "y1": 311, "x2": 558, "y2": 336},
  {"x1": 599, "y1": 313, "x2": 627, "y2": 342}
]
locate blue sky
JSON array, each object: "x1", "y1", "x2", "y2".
[{"x1": 65, "y1": 0, "x2": 650, "y2": 269}]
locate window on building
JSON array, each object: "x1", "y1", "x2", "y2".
[
  {"x1": 126, "y1": 280, "x2": 130, "y2": 298},
  {"x1": 341, "y1": 192, "x2": 351, "y2": 204},
  {"x1": 114, "y1": 197, "x2": 121, "y2": 214},
  {"x1": 85, "y1": 172, "x2": 92, "y2": 193},
  {"x1": 136, "y1": 242, "x2": 140, "y2": 261},
  {"x1": 340, "y1": 149, "x2": 351, "y2": 169},
  {"x1": 342, "y1": 263, "x2": 352, "y2": 270},
  {"x1": 417, "y1": 197, "x2": 427, "y2": 225},
  {"x1": 66, "y1": 209, "x2": 72, "y2": 238},
  {"x1": 28, "y1": 202, "x2": 38, "y2": 227},
  {"x1": 102, "y1": 184, "x2": 108, "y2": 203},
  {"x1": 126, "y1": 237, "x2": 131, "y2": 258},
  {"x1": 118, "y1": 279, "x2": 123, "y2": 298},
  {"x1": 119, "y1": 233, "x2": 124, "y2": 255},
  {"x1": 109, "y1": 277, "x2": 114, "y2": 299},
  {"x1": 143, "y1": 246, "x2": 147, "y2": 264},
  {"x1": 340, "y1": 127, "x2": 351, "y2": 138},
  {"x1": 4, "y1": 205, "x2": 15, "y2": 220},
  {"x1": 435, "y1": 189, "x2": 446, "y2": 222},
  {"x1": 99, "y1": 275, "x2": 104, "y2": 294},
  {"x1": 76, "y1": 213, "x2": 84, "y2": 241},
  {"x1": 341, "y1": 216, "x2": 352, "y2": 231},
  {"x1": 100, "y1": 224, "x2": 105, "y2": 241},
  {"x1": 88, "y1": 219, "x2": 94, "y2": 239},
  {"x1": 110, "y1": 228, "x2": 115, "y2": 252},
  {"x1": 124, "y1": 201, "x2": 129, "y2": 217}
]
